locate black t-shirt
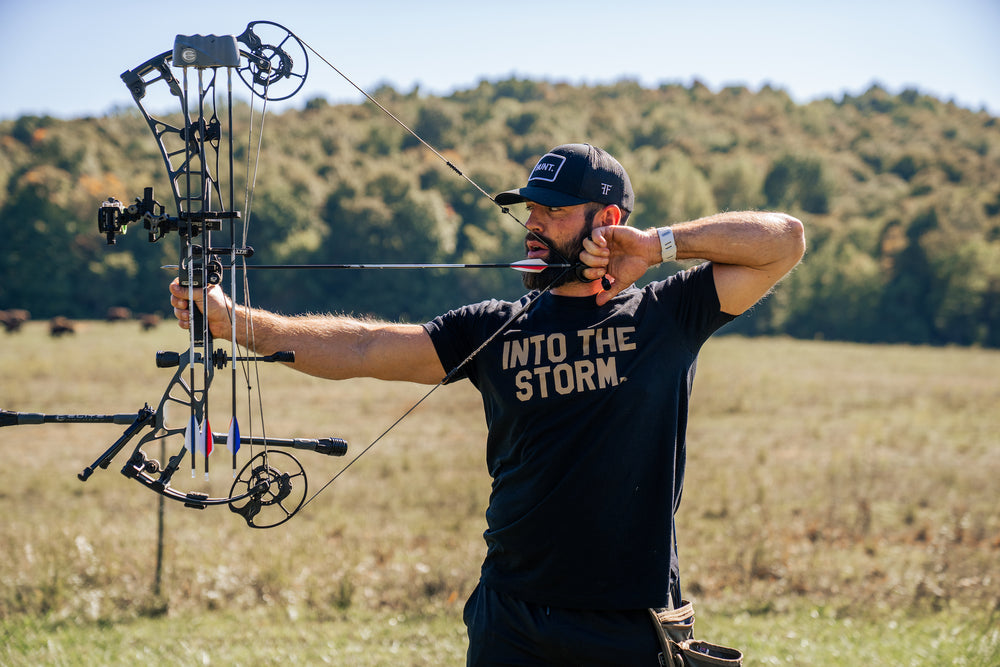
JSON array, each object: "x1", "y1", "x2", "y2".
[{"x1": 423, "y1": 263, "x2": 735, "y2": 609}]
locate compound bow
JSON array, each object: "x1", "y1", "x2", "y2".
[
  {"x1": 0, "y1": 20, "x2": 578, "y2": 528},
  {"x1": 2, "y1": 21, "x2": 350, "y2": 528}
]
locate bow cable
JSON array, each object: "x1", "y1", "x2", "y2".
[
  {"x1": 228, "y1": 66, "x2": 241, "y2": 477},
  {"x1": 236, "y1": 67, "x2": 274, "y2": 479}
]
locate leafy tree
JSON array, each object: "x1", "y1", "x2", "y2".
[
  {"x1": 764, "y1": 155, "x2": 832, "y2": 214},
  {"x1": 2, "y1": 78, "x2": 999, "y2": 345},
  {"x1": 711, "y1": 157, "x2": 766, "y2": 211}
]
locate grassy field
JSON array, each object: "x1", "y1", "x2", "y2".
[{"x1": 1, "y1": 321, "x2": 997, "y2": 665}]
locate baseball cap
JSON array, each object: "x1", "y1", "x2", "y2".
[{"x1": 495, "y1": 143, "x2": 634, "y2": 213}]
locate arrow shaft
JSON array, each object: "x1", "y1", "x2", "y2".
[{"x1": 163, "y1": 262, "x2": 572, "y2": 271}]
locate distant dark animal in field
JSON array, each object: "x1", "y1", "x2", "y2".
[
  {"x1": 106, "y1": 307, "x2": 133, "y2": 322},
  {"x1": 139, "y1": 313, "x2": 161, "y2": 331},
  {"x1": 0, "y1": 309, "x2": 31, "y2": 333},
  {"x1": 49, "y1": 316, "x2": 76, "y2": 337}
]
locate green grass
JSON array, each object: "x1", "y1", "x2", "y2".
[
  {"x1": 1, "y1": 322, "x2": 998, "y2": 664},
  {"x1": 1, "y1": 609, "x2": 468, "y2": 666},
  {"x1": 1, "y1": 606, "x2": 996, "y2": 666}
]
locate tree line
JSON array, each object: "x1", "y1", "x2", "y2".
[{"x1": 1, "y1": 78, "x2": 998, "y2": 346}]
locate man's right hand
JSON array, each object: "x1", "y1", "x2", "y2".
[
  {"x1": 168, "y1": 278, "x2": 234, "y2": 340},
  {"x1": 580, "y1": 225, "x2": 662, "y2": 306}
]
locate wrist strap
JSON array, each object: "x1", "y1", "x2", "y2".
[{"x1": 657, "y1": 227, "x2": 677, "y2": 264}]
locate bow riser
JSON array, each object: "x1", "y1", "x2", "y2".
[{"x1": 121, "y1": 54, "x2": 228, "y2": 225}]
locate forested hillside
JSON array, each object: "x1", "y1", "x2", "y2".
[{"x1": 1, "y1": 79, "x2": 998, "y2": 346}]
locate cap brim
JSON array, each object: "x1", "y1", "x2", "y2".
[{"x1": 494, "y1": 186, "x2": 589, "y2": 208}]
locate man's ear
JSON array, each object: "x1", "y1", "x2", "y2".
[{"x1": 599, "y1": 205, "x2": 623, "y2": 227}]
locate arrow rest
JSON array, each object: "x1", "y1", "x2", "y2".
[{"x1": 179, "y1": 251, "x2": 224, "y2": 286}]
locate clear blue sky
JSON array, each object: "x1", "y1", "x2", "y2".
[{"x1": 1, "y1": 0, "x2": 997, "y2": 120}]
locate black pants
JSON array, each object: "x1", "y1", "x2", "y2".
[{"x1": 463, "y1": 583, "x2": 662, "y2": 666}]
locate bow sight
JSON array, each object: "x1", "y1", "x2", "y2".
[
  {"x1": 2, "y1": 21, "x2": 345, "y2": 529},
  {"x1": 98, "y1": 188, "x2": 169, "y2": 244}
]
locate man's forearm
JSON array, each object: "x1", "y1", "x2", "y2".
[
  {"x1": 669, "y1": 211, "x2": 805, "y2": 271},
  {"x1": 228, "y1": 305, "x2": 442, "y2": 384},
  {"x1": 229, "y1": 306, "x2": 375, "y2": 380},
  {"x1": 173, "y1": 279, "x2": 439, "y2": 383}
]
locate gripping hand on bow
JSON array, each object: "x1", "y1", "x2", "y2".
[{"x1": 169, "y1": 278, "x2": 235, "y2": 340}]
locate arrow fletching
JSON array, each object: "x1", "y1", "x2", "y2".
[
  {"x1": 227, "y1": 416, "x2": 240, "y2": 479},
  {"x1": 184, "y1": 415, "x2": 199, "y2": 478},
  {"x1": 202, "y1": 417, "x2": 213, "y2": 457},
  {"x1": 195, "y1": 418, "x2": 209, "y2": 457},
  {"x1": 184, "y1": 415, "x2": 198, "y2": 451},
  {"x1": 508, "y1": 258, "x2": 557, "y2": 274},
  {"x1": 200, "y1": 416, "x2": 212, "y2": 481},
  {"x1": 226, "y1": 417, "x2": 241, "y2": 455}
]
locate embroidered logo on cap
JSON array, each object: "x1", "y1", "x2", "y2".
[{"x1": 528, "y1": 153, "x2": 566, "y2": 183}]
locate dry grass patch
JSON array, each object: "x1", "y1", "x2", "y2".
[{"x1": 1, "y1": 325, "x2": 997, "y2": 663}]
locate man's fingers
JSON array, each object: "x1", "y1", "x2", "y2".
[
  {"x1": 582, "y1": 234, "x2": 610, "y2": 256},
  {"x1": 595, "y1": 279, "x2": 626, "y2": 307},
  {"x1": 576, "y1": 265, "x2": 606, "y2": 282},
  {"x1": 168, "y1": 277, "x2": 192, "y2": 329},
  {"x1": 590, "y1": 225, "x2": 612, "y2": 247},
  {"x1": 579, "y1": 237, "x2": 610, "y2": 278},
  {"x1": 172, "y1": 296, "x2": 191, "y2": 328}
]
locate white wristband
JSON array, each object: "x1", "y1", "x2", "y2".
[{"x1": 657, "y1": 227, "x2": 677, "y2": 264}]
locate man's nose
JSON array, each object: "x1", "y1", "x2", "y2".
[{"x1": 525, "y1": 208, "x2": 543, "y2": 232}]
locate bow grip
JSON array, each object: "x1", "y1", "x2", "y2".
[{"x1": 178, "y1": 250, "x2": 222, "y2": 346}]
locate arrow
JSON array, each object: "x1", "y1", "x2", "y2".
[{"x1": 162, "y1": 258, "x2": 571, "y2": 274}]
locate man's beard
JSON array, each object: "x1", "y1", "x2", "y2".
[{"x1": 521, "y1": 220, "x2": 594, "y2": 291}]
